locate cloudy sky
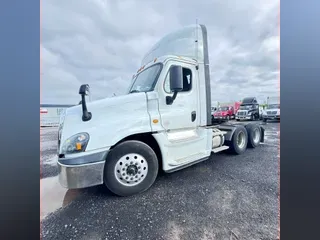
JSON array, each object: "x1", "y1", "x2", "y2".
[{"x1": 41, "y1": 0, "x2": 279, "y2": 104}]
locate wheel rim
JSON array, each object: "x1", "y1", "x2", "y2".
[
  {"x1": 114, "y1": 153, "x2": 148, "y2": 187},
  {"x1": 237, "y1": 131, "x2": 246, "y2": 149},
  {"x1": 253, "y1": 128, "x2": 261, "y2": 144}
]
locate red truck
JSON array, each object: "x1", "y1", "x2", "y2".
[{"x1": 213, "y1": 102, "x2": 241, "y2": 121}]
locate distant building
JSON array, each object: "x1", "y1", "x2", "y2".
[{"x1": 40, "y1": 104, "x2": 74, "y2": 127}]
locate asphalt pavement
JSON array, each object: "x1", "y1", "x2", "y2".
[{"x1": 40, "y1": 121, "x2": 280, "y2": 240}]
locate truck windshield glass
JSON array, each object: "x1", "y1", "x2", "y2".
[
  {"x1": 218, "y1": 107, "x2": 229, "y2": 111},
  {"x1": 239, "y1": 105, "x2": 252, "y2": 110},
  {"x1": 129, "y1": 64, "x2": 162, "y2": 93},
  {"x1": 267, "y1": 104, "x2": 280, "y2": 109}
]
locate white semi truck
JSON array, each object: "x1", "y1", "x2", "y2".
[
  {"x1": 57, "y1": 25, "x2": 265, "y2": 197},
  {"x1": 262, "y1": 96, "x2": 280, "y2": 122}
]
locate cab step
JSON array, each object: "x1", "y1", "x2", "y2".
[{"x1": 212, "y1": 145, "x2": 229, "y2": 153}]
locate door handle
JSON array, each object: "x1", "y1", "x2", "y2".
[{"x1": 191, "y1": 111, "x2": 196, "y2": 122}]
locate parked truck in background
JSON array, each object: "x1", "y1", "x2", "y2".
[
  {"x1": 236, "y1": 97, "x2": 260, "y2": 121},
  {"x1": 213, "y1": 105, "x2": 235, "y2": 120},
  {"x1": 213, "y1": 102, "x2": 241, "y2": 120},
  {"x1": 57, "y1": 24, "x2": 265, "y2": 197},
  {"x1": 262, "y1": 97, "x2": 280, "y2": 122}
]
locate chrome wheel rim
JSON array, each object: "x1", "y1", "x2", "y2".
[
  {"x1": 237, "y1": 132, "x2": 246, "y2": 149},
  {"x1": 114, "y1": 153, "x2": 148, "y2": 186},
  {"x1": 253, "y1": 128, "x2": 261, "y2": 144}
]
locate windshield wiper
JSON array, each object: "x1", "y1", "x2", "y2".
[{"x1": 129, "y1": 90, "x2": 140, "y2": 94}]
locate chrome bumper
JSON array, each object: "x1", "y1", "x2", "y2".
[
  {"x1": 236, "y1": 116, "x2": 251, "y2": 120},
  {"x1": 57, "y1": 150, "x2": 108, "y2": 189}
]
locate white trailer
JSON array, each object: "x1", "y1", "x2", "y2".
[{"x1": 57, "y1": 24, "x2": 265, "y2": 196}]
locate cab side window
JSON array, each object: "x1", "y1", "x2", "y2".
[{"x1": 164, "y1": 67, "x2": 192, "y2": 93}]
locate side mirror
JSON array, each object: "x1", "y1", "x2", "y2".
[
  {"x1": 169, "y1": 65, "x2": 183, "y2": 92},
  {"x1": 79, "y1": 84, "x2": 90, "y2": 96},
  {"x1": 79, "y1": 84, "x2": 92, "y2": 122},
  {"x1": 166, "y1": 66, "x2": 183, "y2": 105}
]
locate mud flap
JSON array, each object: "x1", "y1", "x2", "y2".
[{"x1": 260, "y1": 126, "x2": 265, "y2": 143}]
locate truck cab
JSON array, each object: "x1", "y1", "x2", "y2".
[
  {"x1": 262, "y1": 97, "x2": 280, "y2": 122},
  {"x1": 57, "y1": 25, "x2": 265, "y2": 196},
  {"x1": 213, "y1": 106, "x2": 235, "y2": 120},
  {"x1": 236, "y1": 97, "x2": 260, "y2": 121}
]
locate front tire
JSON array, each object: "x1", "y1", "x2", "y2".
[{"x1": 104, "y1": 140, "x2": 159, "y2": 197}]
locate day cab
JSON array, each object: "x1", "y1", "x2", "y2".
[
  {"x1": 57, "y1": 24, "x2": 265, "y2": 196},
  {"x1": 213, "y1": 106, "x2": 235, "y2": 121}
]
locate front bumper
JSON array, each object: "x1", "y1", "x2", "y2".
[
  {"x1": 263, "y1": 115, "x2": 280, "y2": 120},
  {"x1": 236, "y1": 115, "x2": 251, "y2": 120},
  {"x1": 58, "y1": 150, "x2": 109, "y2": 189},
  {"x1": 214, "y1": 115, "x2": 228, "y2": 119}
]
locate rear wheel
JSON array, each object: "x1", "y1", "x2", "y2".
[
  {"x1": 104, "y1": 140, "x2": 159, "y2": 197},
  {"x1": 245, "y1": 124, "x2": 261, "y2": 148},
  {"x1": 227, "y1": 126, "x2": 248, "y2": 155}
]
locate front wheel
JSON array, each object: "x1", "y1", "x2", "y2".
[{"x1": 104, "y1": 140, "x2": 159, "y2": 197}]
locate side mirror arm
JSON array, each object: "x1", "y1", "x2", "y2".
[
  {"x1": 166, "y1": 91, "x2": 178, "y2": 105},
  {"x1": 79, "y1": 84, "x2": 92, "y2": 122}
]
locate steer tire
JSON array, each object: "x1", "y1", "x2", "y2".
[
  {"x1": 245, "y1": 124, "x2": 261, "y2": 148},
  {"x1": 104, "y1": 140, "x2": 159, "y2": 197},
  {"x1": 226, "y1": 125, "x2": 248, "y2": 155}
]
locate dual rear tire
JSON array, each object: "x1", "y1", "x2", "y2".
[{"x1": 227, "y1": 124, "x2": 262, "y2": 154}]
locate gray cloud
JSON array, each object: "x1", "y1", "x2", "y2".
[{"x1": 41, "y1": 0, "x2": 279, "y2": 104}]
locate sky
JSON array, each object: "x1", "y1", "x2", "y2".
[{"x1": 41, "y1": 0, "x2": 279, "y2": 105}]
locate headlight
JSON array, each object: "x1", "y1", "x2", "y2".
[{"x1": 61, "y1": 132, "x2": 90, "y2": 154}]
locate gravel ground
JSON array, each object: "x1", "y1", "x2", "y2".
[
  {"x1": 40, "y1": 127, "x2": 59, "y2": 179},
  {"x1": 40, "y1": 121, "x2": 279, "y2": 240}
]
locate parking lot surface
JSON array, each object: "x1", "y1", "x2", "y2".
[{"x1": 40, "y1": 121, "x2": 279, "y2": 240}]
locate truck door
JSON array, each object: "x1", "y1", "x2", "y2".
[{"x1": 156, "y1": 60, "x2": 209, "y2": 168}]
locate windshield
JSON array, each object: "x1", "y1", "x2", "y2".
[
  {"x1": 239, "y1": 105, "x2": 252, "y2": 110},
  {"x1": 267, "y1": 104, "x2": 280, "y2": 109},
  {"x1": 218, "y1": 107, "x2": 229, "y2": 111},
  {"x1": 129, "y1": 64, "x2": 162, "y2": 93}
]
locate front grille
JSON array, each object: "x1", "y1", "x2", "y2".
[
  {"x1": 267, "y1": 111, "x2": 277, "y2": 115},
  {"x1": 238, "y1": 112, "x2": 246, "y2": 116}
]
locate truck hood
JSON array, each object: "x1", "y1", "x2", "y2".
[
  {"x1": 59, "y1": 92, "x2": 152, "y2": 152},
  {"x1": 237, "y1": 110, "x2": 248, "y2": 113},
  {"x1": 265, "y1": 108, "x2": 280, "y2": 112},
  {"x1": 214, "y1": 111, "x2": 227, "y2": 115}
]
